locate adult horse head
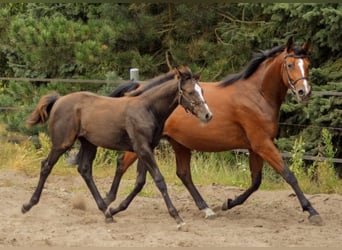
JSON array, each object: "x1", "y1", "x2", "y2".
[{"x1": 281, "y1": 37, "x2": 311, "y2": 102}]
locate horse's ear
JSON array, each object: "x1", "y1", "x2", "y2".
[
  {"x1": 302, "y1": 39, "x2": 311, "y2": 53},
  {"x1": 286, "y1": 36, "x2": 294, "y2": 53},
  {"x1": 193, "y1": 72, "x2": 201, "y2": 81}
]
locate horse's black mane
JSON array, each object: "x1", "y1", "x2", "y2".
[
  {"x1": 126, "y1": 66, "x2": 194, "y2": 97},
  {"x1": 127, "y1": 70, "x2": 177, "y2": 97},
  {"x1": 219, "y1": 44, "x2": 307, "y2": 87},
  {"x1": 109, "y1": 81, "x2": 140, "y2": 97}
]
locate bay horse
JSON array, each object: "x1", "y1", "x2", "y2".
[
  {"x1": 104, "y1": 38, "x2": 323, "y2": 225},
  {"x1": 22, "y1": 66, "x2": 213, "y2": 228}
]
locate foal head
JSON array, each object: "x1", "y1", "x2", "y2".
[
  {"x1": 281, "y1": 37, "x2": 312, "y2": 102},
  {"x1": 176, "y1": 66, "x2": 213, "y2": 123}
]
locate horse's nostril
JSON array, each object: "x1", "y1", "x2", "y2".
[
  {"x1": 206, "y1": 113, "x2": 213, "y2": 121},
  {"x1": 298, "y1": 89, "x2": 304, "y2": 96}
]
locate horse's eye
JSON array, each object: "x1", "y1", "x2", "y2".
[
  {"x1": 287, "y1": 63, "x2": 294, "y2": 69},
  {"x1": 189, "y1": 91, "x2": 194, "y2": 96}
]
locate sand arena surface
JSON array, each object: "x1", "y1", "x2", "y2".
[{"x1": 1, "y1": 169, "x2": 341, "y2": 247}]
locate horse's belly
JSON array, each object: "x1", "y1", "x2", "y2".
[{"x1": 164, "y1": 120, "x2": 249, "y2": 152}]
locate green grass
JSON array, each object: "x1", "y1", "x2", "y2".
[{"x1": 1, "y1": 125, "x2": 341, "y2": 196}]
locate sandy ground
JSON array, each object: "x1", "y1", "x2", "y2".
[{"x1": 0, "y1": 169, "x2": 341, "y2": 247}]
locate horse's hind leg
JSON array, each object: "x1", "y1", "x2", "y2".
[
  {"x1": 105, "y1": 151, "x2": 138, "y2": 205},
  {"x1": 106, "y1": 160, "x2": 147, "y2": 216},
  {"x1": 223, "y1": 150, "x2": 263, "y2": 210},
  {"x1": 77, "y1": 138, "x2": 108, "y2": 219},
  {"x1": 22, "y1": 147, "x2": 68, "y2": 213},
  {"x1": 169, "y1": 138, "x2": 215, "y2": 219}
]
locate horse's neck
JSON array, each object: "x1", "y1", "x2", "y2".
[
  {"x1": 258, "y1": 55, "x2": 288, "y2": 109},
  {"x1": 143, "y1": 81, "x2": 179, "y2": 122}
]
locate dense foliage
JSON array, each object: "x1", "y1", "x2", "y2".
[{"x1": 0, "y1": 3, "x2": 341, "y2": 165}]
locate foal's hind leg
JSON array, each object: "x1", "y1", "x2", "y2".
[
  {"x1": 22, "y1": 147, "x2": 68, "y2": 213},
  {"x1": 223, "y1": 150, "x2": 263, "y2": 210},
  {"x1": 169, "y1": 138, "x2": 215, "y2": 219},
  {"x1": 77, "y1": 138, "x2": 109, "y2": 220}
]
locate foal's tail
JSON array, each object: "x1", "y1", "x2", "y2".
[{"x1": 26, "y1": 93, "x2": 60, "y2": 128}]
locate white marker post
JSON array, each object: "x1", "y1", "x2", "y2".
[{"x1": 130, "y1": 68, "x2": 139, "y2": 81}]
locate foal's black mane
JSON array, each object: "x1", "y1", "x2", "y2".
[{"x1": 219, "y1": 44, "x2": 307, "y2": 88}]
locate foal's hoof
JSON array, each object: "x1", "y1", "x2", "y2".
[
  {"x1": 105, "y1": 216, "x2": 115, "y2": 223},
  {"x1": 309, "y1": 214, "x2": 323, "y2": 226},
  {"x1": 177, "y1": 222, "x2": 188, "y2": 232},
  {"x1": 21, "y1": 204, "x2": 30, "y2": 214},
  {"x1": 104, "y1": 209, "x2": 115, "y2": 223},
  {"x1": 203, "y1": 208, "x2": 217, "y2": 219}
]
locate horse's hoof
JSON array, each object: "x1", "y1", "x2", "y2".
[
  {"x1": 222, "y1": 198, "x2": 233, "y2": 211},
  {"x1": 177, "y1": 222, "x2": 188, "y2": 232},
  {"x1": 203, "y1": 208, "x2": 216, "y2": 219},
  {"x1": 309, "y1": 214, "x2": 323, "y2": 226}
]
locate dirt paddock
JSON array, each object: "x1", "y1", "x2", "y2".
[{"x1": 0, "y1": 169, "x2": 341, "y2": 247}]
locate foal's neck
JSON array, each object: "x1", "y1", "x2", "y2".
[{"x1": 142, "y1": 80, "x2": 179, "y2": 123}]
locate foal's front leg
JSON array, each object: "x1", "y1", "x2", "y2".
[
  {"x1": 107, "y1": 146, "x2": 185, "y2": 229},
  {"x1": 138, "y1": 146, "x2": 185, "y2": 229},
  {"x1": 105, "y1": 160, "x2": 147, "y2": 216}
]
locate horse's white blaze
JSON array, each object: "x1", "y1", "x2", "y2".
[
  {"x1": 298, "y1": 59, "x2": 309, "y2": 93},
  {"x1": 195, "y1": 83, "x2": 210, "y2": 112}
]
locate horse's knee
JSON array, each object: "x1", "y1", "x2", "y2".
[
  {"x1": 176, "y1": 170, "x2": 187, "y2": 180},
  {"x1": 154, "y1": 175, "x2": 167, "y2": 192}
]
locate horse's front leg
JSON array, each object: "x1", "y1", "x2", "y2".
[
  {"x1": 169, "y1": 138, "x2": 216, "y2": 219},
  {"x1": 253, "y1": 140, "x2": 323, "y2": 225}
]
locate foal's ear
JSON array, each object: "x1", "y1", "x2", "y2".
[
  {"x1": 175, "y1": 66, "x2": 190, "y2": 80},
  {"x1": 193, "y1": 72, "x2": 201, "y2": 81},
  {"x1": 302, "y1": 39, "x2": 311, "y2": 53},
  {"x1": 175, "y1": 68, "x2": 182, "y2": 80},
  {"x1": 286, "y1": 36, "x2": 294, "y2": 53}
]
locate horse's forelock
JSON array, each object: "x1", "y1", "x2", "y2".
[{"x1": 293, "y1": 46, "x2": 308, "y2": 57}]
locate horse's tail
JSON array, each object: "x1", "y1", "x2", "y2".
[
  {"x1": 26, "y1": 93, "x2": 60, "y2": 128},
  {"x1": 109, "y1": 81, "x2": 140, "y2": 97}
]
